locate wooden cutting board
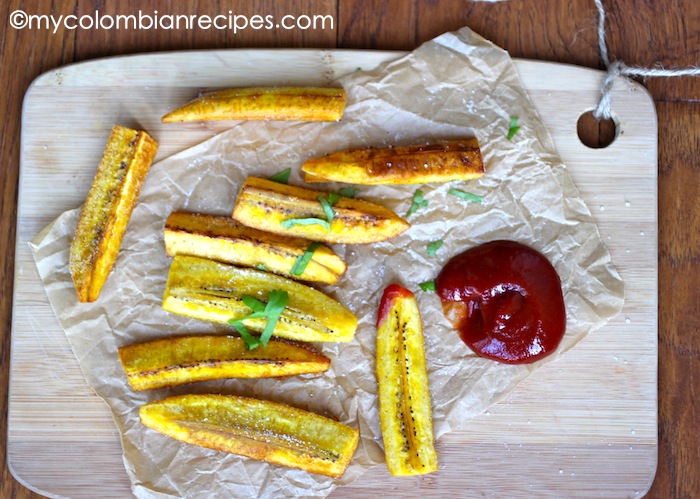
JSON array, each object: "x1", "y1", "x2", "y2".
[{"x1": 10, "y1": 50, "x2": 657, "y2": 498}]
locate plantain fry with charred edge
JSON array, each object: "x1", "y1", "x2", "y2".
[
  {"x1": 376, "y1": 284, "x2": 438, "y2": 476},
  {"x1": 302, "y1": 139, "x2": 484, "y2": 185},
  {"x1": 163, "y1": 255, "x2": 358, "y2": 343},
  {"x1": 162, "y1": 87, "x2": 346, "y2": 123},
  {"x1": 231, "y1": 177, "x2": 409, "y2": 244},
  {"x1": 140, "y1": 394, "x2": 359, "y2": 478},
  {"x1": 164, "y1": 211, "x2": 346, "y2": 284},
  {"x1": 69, "y1": 124, "x2": 158, "y2": 302},
  {"x1": 119, "y1": 335, "x2": 331, "y2": 391}
]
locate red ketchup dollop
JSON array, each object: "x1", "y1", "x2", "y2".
[{"x1": 435, "y1": 240, "x2": 565, "y2": 364}]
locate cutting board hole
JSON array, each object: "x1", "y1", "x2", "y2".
[{"x1": 577, "y1": 110, "x2": 618, "y2": 149}]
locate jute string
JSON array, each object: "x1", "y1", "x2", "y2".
[{"x1": 593, "y1": 0, "x2": 700, "y2": 119}]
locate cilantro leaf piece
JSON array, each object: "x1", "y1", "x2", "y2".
[
  {"x1": 426, "y1": 240, "x2": 443, "y2": 257},
  {"x1": 291, "y1": 242, "x2": 322, "y2": 276},
  {"x1": 317, "y1": 193, "x2": 340, "y2": 225},
  {"x1": 419, "y1": 280, "x2": 436, "y2": 292},
  {"x1": 229, "y1": 319, "x2": 261, "y2": 350},
  {"x1": 258, "y1": 290, "x2": 288, "y2": 346},
  {"x1": 269, "y1": 168, "x2": 291, "y2": 184},
  {"x1": 318, "y1": 195, "x2": 335, "y2": 221},
  {"x1": 242, "y1": 295, "x2": 266, "y2": 313},
  {"x1": 280, "y1": 193, "x2": 340, "y2": 232},
  {"x1": 281, "y1": 217, "x2": 331, "y2": 231},
  {"x1": 229, "y1": 290, "x2": 289, "y2": 350},
  {"x1": 407, "y1": 188, "x2": 429, "y2": 217},
  {"x1": 338, "y1": 187, "x2": 358, "y2": 198},
  {"x1": 448, "y1": 188, "x2": 483, "y2": 203},
  {"x1": 507, "y1": 117, "x2": 521, "y2": 140}
]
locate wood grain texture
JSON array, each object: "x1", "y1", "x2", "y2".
[
  {"x1": 1, "y1": 2, "x2": 76, "y2": 498},
  {"x1": 9, "y1": 46, "x2": 658, "y2": 499},
  {"x1": 1, "y1": 0, "x2": 698, "y2": 498},
  {"x1": 656, "y1": 101, "x2": 700, "y2": 499},
  {"x1": 8, "y1": 50, "x2": 657, "y2": 497},
  {"x1": 338, "y1": 0, "x2": 418, "y2": 50}
]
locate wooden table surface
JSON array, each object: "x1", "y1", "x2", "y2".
[{"x1": 1, "y1": 1, "x2": 697, "y2": 497}]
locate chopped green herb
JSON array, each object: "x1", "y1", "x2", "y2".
[
  {"x1": 280, "y1": 193, "x2": 339, "y2": 232},
  {"x1": 280, "y1": 217, "x2": 331, "y2": 231},
  {"x1": 257, "y1": 290, "x2": 288, "y2": 346},
  {"x1": 407, "y1": 188, "x2": 429, "y2": 217},
  {"x1": 269, "y1": 168, "x2": 291, "y2": 184},
  {"x1": 507, "y1": 117, "x2": 521, "y2": 140},
  {"x1": 229, "y1": 320, "x2": 261, "y2": 350},
  {"x1": 318, "y1": 193, "x2": 339, "y2": 224},
  {"x1": 255, "y1": 263, "x2": 269, "y2": 271},
  {"x1": 419, "y1": 280, "x2": 436, "y2": 292},
  {"x1": 291, "y1": 242, "x2": 322, "y2": 276},
  {"x1": 241, "y1": 295, "x2": 266, "y2": 313},
  {"x1": 338, "y1": 187, "x2": 358, "y2": 198},
  {"x1": 426, "y1": 240, "x2": 443, "y2": 257},
  {"x1": 228, "y1": 290, "x2": 289, "y2": 350},
  {"x1": 448, "y1": 188, "x2": 483, "y2": 203}
]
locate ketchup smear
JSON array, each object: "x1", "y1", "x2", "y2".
[{"x1": 436, "y1": 240, "x2": 565, "y2": 364}]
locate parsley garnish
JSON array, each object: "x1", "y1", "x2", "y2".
[
  {"x1": 419, "y1": 280, "x2": 436, "y2": 292},
  {"x1": 269, "y1": 168, "x2": 291, "y2": 184},
  {"x1": 407, "y1": 188, "x2": 429, "y2": 217},
  {"x1": 255, "y1": 263, "x2": 269, "y2": 271},
  {"x1": 291, "y1": 242, "x2": 322, "y2": 276},
  {"x1": 426, "y1": 240, "x2": 443, "y2": 257},
  {"x1": 338, "y1": 187, "x2": 358, "y2": 198},
  {"x1": 507, "y1": 117, "x2": 521, "y2": 140},
  {"x1": 280, "y1": 217, "x2": 330, "y2": 230},
  {"x1": 280, "y1": 193, "x2": 339, "y2": 232},
  {"x1": 228, "y1": 290, "x2": 289, "y2": 350},
  {"x1": 318, "y1": 193, "x2": 339, "y2": 222},
  {"x1": 448, "y1": 188, "x2": 483, "y2": 203},
  {"x1": 229, "y1": 322, "x2": 261, "y2": 350}
]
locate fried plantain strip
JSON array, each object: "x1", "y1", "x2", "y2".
[
  {"x1": 164, "y1": 211, "x2": 346, "y2": 284},
  {"x1": 231, "y1": 177, "x2": 409, "y2": 244},
  {"x1": 376, "y1": 284, "x2": 438, "y2": 476},
  {"x1": 302, "y1": 139, "x2": 484, "y2": 185},
  {"x1": 163, "y1": 256, "x2": 358, "y2": 343},
  {"x1": 69, "y1": 124, "x2": 158, "y2": 302},
  {"x1": 140, "y1": 394, "x2": 359, "y2": 478},
  {"x1": 119, "y1": 335, "x2": 330, "y2": 390},
  {"x1": 162, "y1": 87, "x2": 346, "y2": 123}
]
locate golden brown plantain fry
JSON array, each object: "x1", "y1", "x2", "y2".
[
  {"x1": 376, "y1": 284, "x2": 438, "y2": 476},
  {"x1": 164, "y1": 211, "x2": 346, "y2": 284},
  {"x1": 140, "y1": 394, "x2": 360, "y2": 478},
  {"x1": 163, "y1": 256, "x2": 358, "y2": 343},
  {"x1": 119, "y1": 334, "x2": 330, "y2": 391},
  {"x1": 302, "y1": 139, "x2": 484, "y2": 185},
  {"x1": 69, "y1": 124, "x2": 158, "y2": 302},
  {"x1": 162, "y1": 87, "x2": 346, "y2": 123},
  {"x1": 231, "y1": 177, "x2": 409, "y2": 244}
]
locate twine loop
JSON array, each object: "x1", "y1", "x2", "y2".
[{"x1": 593, "y1": 0, "x2": 700, "y2": 120}]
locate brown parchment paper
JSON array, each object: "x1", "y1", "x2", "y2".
[{"x1": 30, "y1": 27, "x2": 624, "y2": 498}]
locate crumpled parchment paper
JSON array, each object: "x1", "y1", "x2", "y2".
[{"x1": 30, "y1": 27, "x2": 624, "y2": 498}]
